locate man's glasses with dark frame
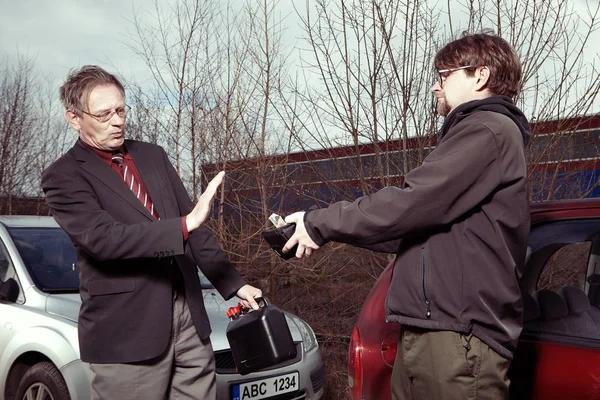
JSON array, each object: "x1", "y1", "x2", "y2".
[
  {"x1": 81, "y1": 104, "x2": 131, "y2": 123},
  {"x1": 436, "y1": 65, "x2": 477, "y2": 88}
]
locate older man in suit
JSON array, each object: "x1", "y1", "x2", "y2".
[{"x1": 42, "y1": 65, "x2": 262, "y2": 400}]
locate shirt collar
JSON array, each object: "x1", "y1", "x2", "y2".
[{"x1": 78, "y1": 139, "x2": 130, "y2": 163}]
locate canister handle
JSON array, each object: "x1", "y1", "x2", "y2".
[
  {"x1": 226, "y1": 296, "x2": 271, "y2": 319},
  {"x1": 241, "y1": 296, "x2": 269, "y2": 313},
  {"x1": 256, "y1": 296, "x2": 269, "y2": 307}
]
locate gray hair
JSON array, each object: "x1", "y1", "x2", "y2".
[{"x1": 59, "y1": 65, "x2": 125, "y2": 114}]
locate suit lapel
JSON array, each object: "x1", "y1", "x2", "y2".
[
  {"x1": 127, "y1": 142, "x2": 167, "y2": 219},
  {"x1": 74, "y1": 142, "x2": 153, "y2": 221}
]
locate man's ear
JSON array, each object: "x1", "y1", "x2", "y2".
[
  {"x1": 474, "y1": 66, "x2": 490, "y2": 92},
  {"x1": 65, "y1": 110, "x2": 81, "y2": 131}
]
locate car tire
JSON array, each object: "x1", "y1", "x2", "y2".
[{"x1": 15, "y1": 361, "x2": 71, "y2": 400}]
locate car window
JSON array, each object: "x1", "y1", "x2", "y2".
[
  {"x1": 7, "y1": 226, "x2": 215, "y2": 293},
  {"x1": 0, "y1": 239, "x2": 25, "y2": 304},
  {"x1": 8, "y1": 227, "x2": 79, "y2": 293},
  {"x1": 537, "y1": 242, "x2": 590, "y2": 292},
  {"x1": 0, "y1": 242, "x2": 9, "y2": 282},
  {"x1": 522, "y1": 218, "x2": 600, "y2": 341}
]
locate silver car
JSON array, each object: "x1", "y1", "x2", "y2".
[{"x1": 0, "y1": 216, "x2": 324, "y2": 400}]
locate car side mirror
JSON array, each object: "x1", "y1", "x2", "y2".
[{"x1": 0, "y1": 278, "x2": 19, "y2": 302}]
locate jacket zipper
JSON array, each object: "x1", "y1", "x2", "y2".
[{"x1": 421, "y1": 246, "x2": 431, "y2": 319}]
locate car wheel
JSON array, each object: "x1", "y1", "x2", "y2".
[{"x1": 15, "y1": 361, "x2": 71, "y2": 400}]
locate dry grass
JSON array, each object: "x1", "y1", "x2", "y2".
[{"x1": 318, "y1": 338, "x2": 352, "y2": 399}]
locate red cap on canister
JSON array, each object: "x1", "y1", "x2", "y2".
[{"x1": 226, "y1": 305, "x2": 240, "y2": 319}]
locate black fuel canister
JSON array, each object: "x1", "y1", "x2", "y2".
[{"x1": 226, "y1": 297, "x2": 297, "y2": 375}]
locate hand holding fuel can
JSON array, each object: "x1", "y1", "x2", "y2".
[{"x1": 225, "y1": 297, "x2": 297, "y2": 375}]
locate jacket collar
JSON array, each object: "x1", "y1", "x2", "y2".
[
  {"x1": 438, "y1": 95, "x2": 530, "y2": 146},
  {"x1": 72, "y1": 140, "x2": 160, "y2": 220}
]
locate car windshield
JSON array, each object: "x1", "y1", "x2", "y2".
[
  {"x1": 8, "y1": 226, "x2": 215, "y2": 292},
  {"x1": 9, "y1": 227, "x2": 79, "y2": 293}
]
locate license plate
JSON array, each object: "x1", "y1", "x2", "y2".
[{"x1": 231, "y1": 372, "x2": 299, "y2": 400}]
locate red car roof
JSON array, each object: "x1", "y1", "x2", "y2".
[{"x1": 530, "y1": 198, "x2": 600, "y2": 221}]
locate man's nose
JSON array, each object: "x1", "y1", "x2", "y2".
[{"x1": 431, "y1": 81, "x2": 442, "y2": 93}]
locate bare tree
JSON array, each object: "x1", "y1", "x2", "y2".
[
  {"x1": 284, "y1": 0, "x2": 441, "y2": 196},
  {"x1": 29, "y1": 76, "x2": 72, "y2": 214},
  {"x1": 452, "y1": 0, "x2": 600, "y2": 201},
  {"x1": 128, "y1": 0, "x2": 218, "y2": 196},
  {"x1": 0, "y1": 55, "x2": 39, "y2": 214},
  {"x1": 0, "y1": 54, "x2": 77, "y2": 215},
  {"x1": 125, "y1": 84, "x2": 170, "y2": 146}
]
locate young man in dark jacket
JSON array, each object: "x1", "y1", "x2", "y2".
[{"x1": 283, "y1": 31, "x2": 530, "y2": 399}]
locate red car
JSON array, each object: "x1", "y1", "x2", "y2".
[{"x1": 348, "y1": 198, "x2": 600, "y2": 400}]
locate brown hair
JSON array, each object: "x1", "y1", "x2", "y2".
[
  {"x1": 434, "y1": 30, "x2": 522, "y2": 98},
  {"x1": 59, "y1": 65, "x2": 125, "y2": 114}
]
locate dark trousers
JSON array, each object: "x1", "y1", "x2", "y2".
[
  {"x1": 391, "y1": 326, "x2": 510, "y2": 400},
  {"x1": 89, "y1": 289, "x2": 216, "y2": 400}
]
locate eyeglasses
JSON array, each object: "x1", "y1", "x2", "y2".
[
  {"x1": 81, "y1": 104, "x2": 130, "y2": 123},
  {"x1": 437, "y1": 65, "x2": 477, "y2": 87}
]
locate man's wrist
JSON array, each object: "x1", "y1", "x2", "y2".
[
  {"x1": 303, "y1": 209, "x2": 326, "y2": 246},
  {"x1": 186, "y1": 214, "x2": 197, "y2": 233}
]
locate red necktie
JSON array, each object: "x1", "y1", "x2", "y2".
[{"x1": 112, "y1": 152, "x2": 159, "y2": 219}]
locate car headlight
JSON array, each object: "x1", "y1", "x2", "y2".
[{"x1": 287, "y1": 314, "x2": 318, "y2": 353}]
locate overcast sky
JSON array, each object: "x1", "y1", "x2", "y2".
[
  {"x1": 0, "y1": 0, "x2": 190, "y2": 89},
  {"x1": 1, "y1": 0, "x2": 598, "y2": 111},
  {"x1": 0, "y1": 0, "x2": 311, "y2": 92}
]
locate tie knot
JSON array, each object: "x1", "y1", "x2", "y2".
[{"x1": 112, "y1": 152, "x2": 124, "y2": 167}]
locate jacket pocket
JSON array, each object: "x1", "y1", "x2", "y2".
[
  {"x1": 88, "y1": 279, "x2": 135, "y2": 296},
  {"x1": 421, "y1": 246, "x2": 432, "y2": 319}
]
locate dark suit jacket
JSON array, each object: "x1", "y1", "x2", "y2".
[{"x1": 42, "y1": 139, "x2": 246, "y2": 364}]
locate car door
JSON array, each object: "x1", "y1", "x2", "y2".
[{"x1": 510, "y1": 217, "x2": 600, "y2": 400}]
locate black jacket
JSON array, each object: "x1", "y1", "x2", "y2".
[
  {"x1": 304, "y1": 96, "x2": 530, "y2": 359},
  {"x1": 42, "y1": 140, "x2": 246, "y2": 363}
]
